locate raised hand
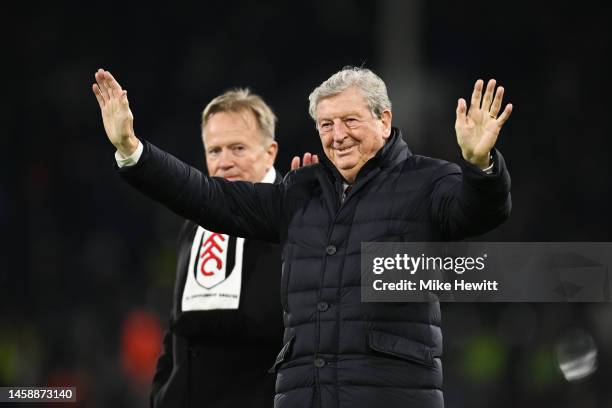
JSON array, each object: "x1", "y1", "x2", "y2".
[
  {"x1": 290, "y1": 152, "x2": 319, "y2": 171},
  {"x1": 455, "y1": 79, "x2": 513, "y2": 169},
  {"x1": 92, "y1": 69, "x2": 139, "y2": 157}
]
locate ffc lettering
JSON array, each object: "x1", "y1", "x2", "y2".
[
  {"x1": 194, "y1": 229, "x2": 237, "y2": 289},
  {"x1": 183, "y1": 226, "x2": 243, "y2": 309},
  {"x1": 200, "y1": 233, "x2": 226, "y2": 276}
]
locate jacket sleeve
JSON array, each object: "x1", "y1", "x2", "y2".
[
  {"x1": 150, "y1": 327, "x2": 173, "y2": 408},
  {"x1": 429, "y1": 148, "x2": 512, "y2": 240},
  {"x1": 117, "y1": 140, "x2": 282, "y2": 243}
]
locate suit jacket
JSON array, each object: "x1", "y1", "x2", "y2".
[{"x1": 150, "y1": 172, "x2": 284, "y2": 408}]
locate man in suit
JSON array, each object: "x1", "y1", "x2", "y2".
[{"x1": 109, "y1": 87, "x2": 284, "y2": 407}]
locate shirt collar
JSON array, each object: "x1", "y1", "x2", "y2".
[{"x1": 260, "y1": 167, "x2": 276, "y2": 184}]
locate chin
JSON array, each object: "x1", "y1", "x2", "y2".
[{"x1": 334, "y1": 158, "x2": 358, "y2": 171}]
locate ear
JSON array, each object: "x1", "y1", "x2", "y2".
[
  {"x1": 380, "y1": 110, "x2": 392, "y2": 139},
  {"x1": 201, "y1": 133, "x2": 210, "y2": 172},
  {"x1": 265, "y1": 140, "x2": 279, "y2": 167}
]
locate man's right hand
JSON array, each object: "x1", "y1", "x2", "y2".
[{"x1": 92, "y1": 69, "x2": 139, "y2": 157}]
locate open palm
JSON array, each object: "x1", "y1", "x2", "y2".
[
  {"x1": 455, "y1": 79, "x2": 513, "y2": 169},
  {"x1": 92, "y1": 69, "x2": 139, "y2": 156}
]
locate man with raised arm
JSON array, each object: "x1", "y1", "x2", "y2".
[
  {"x1": 93, "y1": 66, "x2": 512, "y2": 408},
  {"x1": 98, "y1": 84, "x2": 284, "y2": 407}
]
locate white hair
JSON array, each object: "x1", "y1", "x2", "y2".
[{"x1": 308, "y1": 66, "x2": 392, "y2": 121}]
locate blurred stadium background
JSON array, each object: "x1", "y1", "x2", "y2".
[{"x1": 2, "y1": 1, "x2": 611, "y2": 406}]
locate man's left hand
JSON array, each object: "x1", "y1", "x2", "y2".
[
  {"x1": 455, "y1": 79, "x2": 513, "y2": 169},
  {"x1": 291, "y1": 153, "x2": 319, "y2": 171}
]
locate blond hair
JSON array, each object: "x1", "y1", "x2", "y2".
[{"x1": 202, "y1": 88, "x2": 277, "y2": 143}]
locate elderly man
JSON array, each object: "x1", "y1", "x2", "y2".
[
  {"x1": 93, "y1": 66, "x2": 512, "y2": 408},
  {"x1": 102, "y1": 87, "x2": 284, "y2": 407}
]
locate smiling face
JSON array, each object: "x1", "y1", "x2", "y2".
[
  {"x1": 203, "y1": 110, "x2": 278, "y2": 182},
  {"x1": 315, "y1": 86, "x2": 392, "y2": 183}
]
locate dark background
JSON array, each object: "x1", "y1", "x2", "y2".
[{"x1": 2, "y1": 1, "x2": 611, "y2": 406}]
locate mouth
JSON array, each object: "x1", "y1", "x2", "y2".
[
  {"x1": 334, "y1": 145, "x2": 356, "y2": 156},
  {"x1": 218, "y1": 173, "x2": 241, "y2": 181}
]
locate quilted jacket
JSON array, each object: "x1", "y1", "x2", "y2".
[{"x1": 119, "y1": 128, "x2": 511, "y2": 408}]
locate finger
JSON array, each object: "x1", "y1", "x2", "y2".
[
  {"x1": 105, "y1": 71, "x2": 123, "y2": 90},
  {"x1": 312, "y1": 154, "x2": 319, "y2": 164},
  {"x1": 481, "y1": 79, "x2": 497, "y2": 112},
  {"x1": 105, "y1": 71, "x2": 123, "y2": 99},
  {"x1": 95, "y1": 70, "x2": 110, "y2": 102},
  {"x1": 100, "y1": 70, "x2": 114, "y2": 94},
  {"x1": 92, "y1": 84, "x2": 105, "y2": 108},
  {"x1": 496, "y1": 103, "x2": 513, "y2": 125},
  {"x1": 290, "y1": 156, "x2": 300, "y2": 170},
  {"x1": 121, "y1": 90, "x2": 129, "y2": 106},
  {"x1": 469, "y1": 79, "x2": 484, "y2": 113},
  {"x1": 303, "y1": 152, "x2": 312, "y2": 166},
  {"x1": 103, "y1": 72, "x2": 120, "y2": 100},
  {"x1": 489, "y1": 86, "x2": 504, "y2": 119},
  {"x1": 455, "y1": 98, "x2": 467, "y2": 128},
  {"x1": 107, "y1": 81, "x2": 117, "y2": 99}
]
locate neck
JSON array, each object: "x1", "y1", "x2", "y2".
[
  {"x1": 339, "y1": 168, "x2": 357, "y2": 184},
  {"x1": 338, "y1": 156, "x2": 371, "y2": 184}
]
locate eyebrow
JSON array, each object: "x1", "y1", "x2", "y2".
[{"x1": 318, "y1": 111, "x2": 363, "y2": 122}]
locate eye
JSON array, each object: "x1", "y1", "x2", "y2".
[
  {"x1": 232, "y1": 145, "x2": 246, "y2": 155},
  {"x1": 319, "y1": 122, "x2": 333, "y2": 132},
  {"x1": 345, "y1": 118, "x2": 359, "y2": 127},
  {"x1": 207, "y1": 147, "x2": 221, "y2": 157}
]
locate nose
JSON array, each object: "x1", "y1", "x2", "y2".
[
  {"x1": 331, "y1": 120, "x2": 348, "y2": 143},
  {"x1": 217, "y1": 149, "x2": 234, "y2": 171}
]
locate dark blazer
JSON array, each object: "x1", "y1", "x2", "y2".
[
  {"x1": 150, "y1": 174, "x2": 284, "y2": 408},
  {"x1": 121, "y1": 128, "x2": 511, "y2": 408}
]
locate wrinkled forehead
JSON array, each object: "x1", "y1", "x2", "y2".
[{"x1": 315, "y1": 87, "x2": 372, "y2": 122}]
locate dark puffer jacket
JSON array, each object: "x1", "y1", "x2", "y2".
[{"x1": 118, "y1": 128, "x2": 511, "y2": 408}]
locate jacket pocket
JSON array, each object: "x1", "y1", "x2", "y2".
[
  {"x1": 367, "y1": 331, "x2": 437, "y2": 367},
  {"x1": 268, "y1": 334, "x2": 295, "y2": 374}
]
